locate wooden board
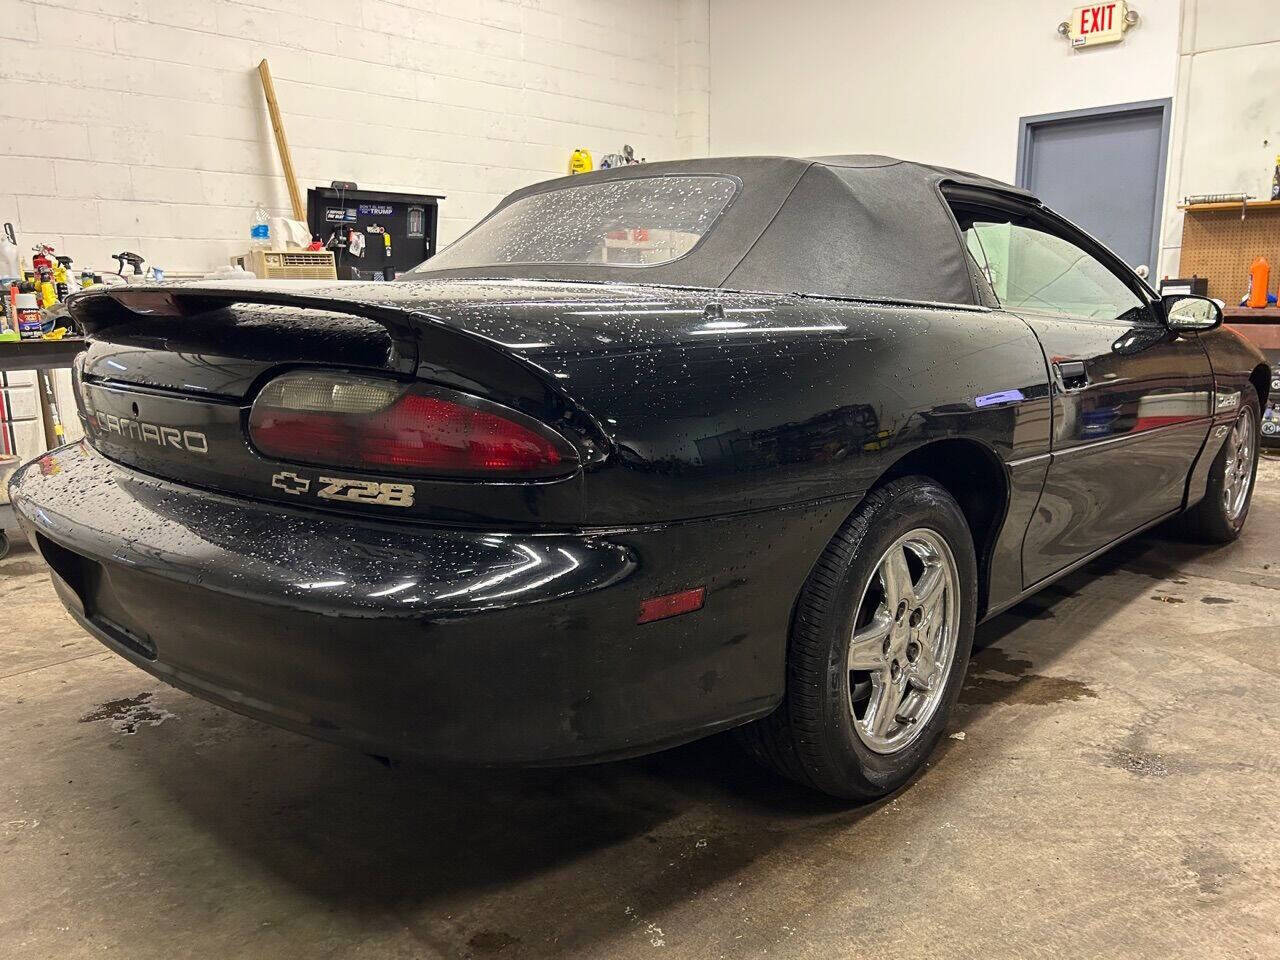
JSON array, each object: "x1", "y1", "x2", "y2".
[
  {"x1": 1178, "y1": 199, "x2": 1280, "y2": 212},
  {"x1": 1179, "y1": 204, "x2": 1280, "y2": 301},
  {"x1": 258, "y1": 59, "x2": 305, "y2": 222}
]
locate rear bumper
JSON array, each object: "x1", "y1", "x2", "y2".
[{"x1": 9, "y1": 443, "x2": 849, "y2": 764}]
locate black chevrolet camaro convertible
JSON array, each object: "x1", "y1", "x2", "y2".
[{"x1": 10, "y1": 156, "x2": 1268, "y2": 799}]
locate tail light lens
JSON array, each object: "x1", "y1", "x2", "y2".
[{"x1": 248, "y1": 371, "x2": 576, "y2": 478}]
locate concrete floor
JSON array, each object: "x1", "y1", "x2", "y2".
[{"x1": 2, "y1": 457, "x2": 1278, "y2": 960}]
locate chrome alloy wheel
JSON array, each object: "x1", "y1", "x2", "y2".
[
  {"x1": 847, "y1": 528, "x2": 960, "y2": 754},
  {"x1": 1223, "y1": 410, "x2": 1256, "y2": 522}
]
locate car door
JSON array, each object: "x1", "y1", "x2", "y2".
[{"x1": 949, "y1": 190, "x2": 1214, "y2": 586}]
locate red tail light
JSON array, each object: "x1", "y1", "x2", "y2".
[{"x1": 248, "y1": 371, "x2": 576, "y2": 478}]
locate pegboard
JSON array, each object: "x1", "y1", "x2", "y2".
[{"x1": 1179, "y1": 205, "x2": 1280, "y2": 302}]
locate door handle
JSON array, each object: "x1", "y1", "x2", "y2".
[{"x1": 1055, "y1": 360, "x2": 1089, "y2": 391}]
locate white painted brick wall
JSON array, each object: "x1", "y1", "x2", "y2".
[
  {"x1": 675, "y1": 0, "x2": 710, "y2": 159},
  {"x1": 0, "y1": 0, "x2": 711, "y2": 273}
]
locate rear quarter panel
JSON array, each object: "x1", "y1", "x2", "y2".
[
  {"x1": 542, "y1": 296, "x2": 1053, "y2": 525},
  {"x1": 1184, "y1": 324, "x2": 1272, "y2": 500},
  {"x1": 1201, "y1": 324, "x2": 1271, "y2": 408}
]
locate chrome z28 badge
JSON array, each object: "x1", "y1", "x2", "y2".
[{"x1": 270, "y1": 471, "x2": 415, "y2": 508}]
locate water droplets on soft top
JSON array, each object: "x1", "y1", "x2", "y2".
[{"x1": 411, "y1": 176, "x2": 738, "y2": 271}]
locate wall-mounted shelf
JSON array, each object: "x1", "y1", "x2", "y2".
[{"x1": 1178, "y1": 199, "x2": 1280, "y2": 212}]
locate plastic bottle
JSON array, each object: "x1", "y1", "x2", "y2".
[
  {"x1": 54, "y1": 256, "x2": 71, "y2": 300},
  {"x1": 0, "y1": 223, "x2": 20, "y2": 279},
  {"x1": 250, "y1": 202, "x2": 271, "y2": 248},
  {"x1": 16, "y1": 291, "x2": 42, "y2": 339},
  {"x1": 1247, "y1": 256, "x2": 1270, "y2": 308},
  {"x1": 36, "y1": 266, "x2": 57, "y2": 308},
  {"x1": 568, "y1": 148, "x2": 592, "y2": 174}
]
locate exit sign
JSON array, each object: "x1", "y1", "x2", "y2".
[{"x1": 1065, "y1": 2, "x2": 1134, "y2": 47}]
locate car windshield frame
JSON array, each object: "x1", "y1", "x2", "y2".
[{"x1": 405, "y1": 173, "x2": 742, "y2": 276}]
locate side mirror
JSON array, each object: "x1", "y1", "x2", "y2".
[{"x1": 1163, "y1": 294, "x2": 1222, "y2": 333}]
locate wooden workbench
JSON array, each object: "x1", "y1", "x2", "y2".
[{"x1": 1224, "y1": 306, "x2": 1280, "y2": 350}]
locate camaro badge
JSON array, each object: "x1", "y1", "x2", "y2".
[
  {"x1": 271, "y1": 471, "x2": 311, "y2": 495},
  {"x1": 90, "y1": 411, "x2": 208, "y2": 455}
]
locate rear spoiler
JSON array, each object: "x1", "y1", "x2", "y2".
[
  {"x1": 66, "y1": 285, "x2": 613, "y2": 464},
  {"x1": 68, "y1": 285, "x2": 425, "y2": 375}
]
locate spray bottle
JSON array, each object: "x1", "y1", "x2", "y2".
[
  {"x1": 54, "y1": 256, "x2": 73, "y2": 301},
  {"x1": 0, "y1": 224, "x2": 20, "y2": 279}
]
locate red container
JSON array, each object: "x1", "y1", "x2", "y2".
[{"x1": 1246, "y1": 256, "x2": 1270, "y2": 308}]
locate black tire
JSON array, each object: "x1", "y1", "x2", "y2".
[
  {"x1": 736, "y1": 476, "x2": 977, "y2": 800},
  {"x1": 1181, "y1": 387, "x2": 1261, "y2": 544}
]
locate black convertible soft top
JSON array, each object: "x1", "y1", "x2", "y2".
[{"x1": 409, "y1": 155, "x2": 1034, "y2": 306}]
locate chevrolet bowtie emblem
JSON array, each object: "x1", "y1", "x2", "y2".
[{"x1": 271, "y1": 471, "x2": 311, "y2": 495}]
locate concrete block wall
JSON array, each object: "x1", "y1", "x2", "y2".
[
  {"x1": 675, "y1": 0, "x2": 709, "y2": 159},
  {"x1": 0, "y1": 0, "x2": 711, "y2": 274}
]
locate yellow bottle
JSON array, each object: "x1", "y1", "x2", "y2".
[{"x1": 569, "y1": 148, "x2": 593, "y2": 175}]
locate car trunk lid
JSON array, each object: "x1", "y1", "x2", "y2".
[{"x1": 67, "y1": 283, "x2": 604, "y2": 527}]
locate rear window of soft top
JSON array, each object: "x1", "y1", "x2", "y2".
[{"x1": 410, "y1": 175, "x2": 738, "y2": 272}]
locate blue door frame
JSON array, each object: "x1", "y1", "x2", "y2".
[{"x1": 1016, "y1": 98, "x2": 1173, "y2": 271}]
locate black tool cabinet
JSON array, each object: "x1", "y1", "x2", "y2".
[{"x1": 306, "y1": 187, "x2": 444, "y2": 280}]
